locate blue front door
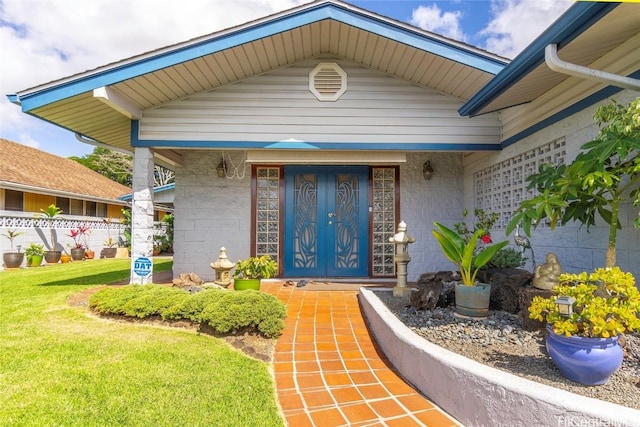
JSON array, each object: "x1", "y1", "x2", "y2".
[{"x1": 284, "y1": 166, "x2": 369, "y2": 277}]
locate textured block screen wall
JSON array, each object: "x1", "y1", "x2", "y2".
[{"x1": 474, "y1": 138, "x2": 566, "y2": 228}]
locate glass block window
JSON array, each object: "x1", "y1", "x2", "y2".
[
  {"x1": 255, "y1": 167, "x2": 280, "y2": 259},
  {"x1": 475, "y1": 138, "x2": 566, "y2": 228},
  {"x1": 371, "y1": 167, "x2": 397, "y2": 276}
]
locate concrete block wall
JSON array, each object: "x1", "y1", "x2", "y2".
[
  {"x1": 400, "y1": 153, "x2": 466, "y2": 281},
  {"x1": 173, "y1": 150, "x2": 252, "y2": 281},
  {"x1": 463, "y1": 90, "x2": 640, "y2": 279}
]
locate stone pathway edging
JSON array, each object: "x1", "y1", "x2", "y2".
[{"x1": 359, "y1": 288, "x2": 640, "y2": 427}]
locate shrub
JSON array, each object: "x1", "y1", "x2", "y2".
[
  {"x1": 529, "y1": 267, "x2": 640, "y2": 338},
  {"x1": 199, "y1": 290, "x2": 287, "y2": 338},
  {"x1": 89, "y1": 285, "x2": 286, "y2": 338},
  {"x1": 90, "y1": 285, "x2": 189, "y2": 318},
  {"x1": 488, "y1": 247, "x2": 527, "y2": 269}
]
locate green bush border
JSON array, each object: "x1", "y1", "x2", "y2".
[{"x1": 89, "y1": 285, "x2": 287, "y2": 338}]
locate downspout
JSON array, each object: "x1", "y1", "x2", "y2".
[
  {"x1": 74, "y1": 133, "x2": 133, "y2": 155},
  {"x1": 544, "y1": 44, "x2": 640, "y2": 90}
]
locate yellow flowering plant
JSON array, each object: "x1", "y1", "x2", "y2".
[{"x1": 529, "y1": 267, "x2": 640, "y2": 338}]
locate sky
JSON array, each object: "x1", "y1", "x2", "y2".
[{"x1": 0, "y1": 0, "x2": 573, "y2": 158}]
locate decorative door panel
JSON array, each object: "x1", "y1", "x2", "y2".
[{"x1": 284, "y1": 166, "x2": 369, "y2": 277}]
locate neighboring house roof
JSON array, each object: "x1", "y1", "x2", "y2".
[
  {"x1": 7, "y1": 0, "x2": 507, "y2": 157},
  {"x1": 0, "y1": 138, "x2": 131, "y2": 203},
  {"x1": 119, "y1": 183, "x2": 175, "y2": 209},
  {"x1": 459, "y1": 2, "x2": 638, "y2": 117}
]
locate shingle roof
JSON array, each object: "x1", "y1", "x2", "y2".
[{"x1": 0, "y1": 138, "x2": 131, "y2": 201}]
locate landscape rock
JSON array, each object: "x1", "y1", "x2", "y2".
[
  {"x1": 172, "y1": 272, "x2": 205, "y2": 288},
  {"x1": 414, "y1": 271, "x2": 458, "y2": 309},
  {"x1": 477, "y1": 268, "x2": 533, "y2": 314}
]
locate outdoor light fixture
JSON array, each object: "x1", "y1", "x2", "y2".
[
  {"x1": 423, "y1": 160, "x2": 434, "y2": 180},
  {"x1": 555, "y1": 296, "x2": 576, "y2": 317},
  {"x1": 216, "y1": 157, "x2": 227, "y2": 178}
]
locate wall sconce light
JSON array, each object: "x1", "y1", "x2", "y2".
[
  {"x1": 555, "y1": 296, "x2": 575, "y2": 317},
  {"x1": 216, "y1": 157, "x2": 227, "y2": 178},
  {"x1": 423, "y1": 160, "x2": 434, "y2": 180}
]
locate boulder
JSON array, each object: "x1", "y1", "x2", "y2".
[
  {"x1": 477, "y1": 268, "x2": 533, "y2": 314},
  {"x1": 412, "y1": 271, "x2": 458, "y2": 309},
  {"x1": 519, "y1": 287, "x2": 553, "y2": 331},
  {"x1": 172, "y1": 273, "x2": 205, "y2": 288}
]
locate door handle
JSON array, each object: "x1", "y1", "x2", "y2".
[{"x1": 328, "y1": 212, "x2": 335, "y2": 218}]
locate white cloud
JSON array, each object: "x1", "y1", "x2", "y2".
[
  {"x1": 480, "y1": 0, "x2": 572, "y2": 59},
  {"x1": 0, "y1": 0, "x2": 304, "y2": 154},
  {"x1": 409, "y1": 4, "x2": 466, "y2": 43}
]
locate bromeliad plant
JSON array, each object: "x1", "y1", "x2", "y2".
[
  {"x1": 529, "y1": 267, "x2": 640, "y2": 338},
  {"x1": 432, "y1": 222, "x2": 508, "y2": 286}
]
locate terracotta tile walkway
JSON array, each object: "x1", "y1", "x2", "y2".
[{"x1": 261, "y1": 282, "x2": 460, "y2": 427}]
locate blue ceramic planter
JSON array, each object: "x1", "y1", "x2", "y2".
[{"x1": 545, "y1": 325, "x2": 623, "y2": 385}]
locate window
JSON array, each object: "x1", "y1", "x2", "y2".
[
  {"x1": 96, "y1": 203, "x2": 107, "y2": 217},
  {"x1": 86, "y1": 201, "x2": 97, "y2": 217},
  {"x1": 56, "y1": 197, "x2": 70, "y2": 214},
  {"x1": 69, "y1": 199, "x2": 83, "y2": 215},
  {"x1": 4, "y1": 190, "x2": 24, "y2": 211}
]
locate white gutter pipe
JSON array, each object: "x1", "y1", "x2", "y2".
[
  {"x1": 74, "y1": 133, "x2": 133, "y2": 155},
  {"x1": 545, "y1": 44, "x2": 640, "y2": 90}
]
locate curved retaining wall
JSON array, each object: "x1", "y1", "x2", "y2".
[{"x1": 359, "y1": 288, "x2": 640, "y2": 427}]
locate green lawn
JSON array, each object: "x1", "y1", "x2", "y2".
[{"x1": 0, "y1": 259, "x2": 283, "y2": 427}]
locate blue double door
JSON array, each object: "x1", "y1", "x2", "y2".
[{"x1": 284, "y1": 166, "x2": 369, "y2": 277}]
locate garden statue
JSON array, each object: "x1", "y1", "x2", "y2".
[
  {"x1": 533, "y1": 252, "x2": 561, "y2": 290},
  {"x1": 390, "y1": 221, "x2": 415, "y2": 297}
]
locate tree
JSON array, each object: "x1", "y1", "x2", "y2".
[
  {"x1": 507, "y1": 98, "x2": 640, "y2": 268},
  {"x1": 70, "y1": 147, "x2": 133, "y2": 186},
  {"x1": 70, "y1": 147, "x2": 175, "y2": 187}
]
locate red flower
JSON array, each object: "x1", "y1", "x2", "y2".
[{"x1": 481, "y1": 235, "x2": 492, "y2": 244}]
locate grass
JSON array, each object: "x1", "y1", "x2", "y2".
[{"x1": 0, "y1": 259, "x2": 284, "y2": 426}]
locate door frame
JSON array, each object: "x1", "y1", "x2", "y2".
[{"x1": 250, "y1": 164, "x2": 401, "y2": 278}]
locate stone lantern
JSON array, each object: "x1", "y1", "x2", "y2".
[
  {"x1": 389, "y1": 221, "x2": 415, "y2": 297},
  {"x1": 210, "y1": 247, "x2": 235, "y2": 287}
]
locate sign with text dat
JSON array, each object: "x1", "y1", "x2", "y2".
[{"x1": 133, "y1": 257, "x2": 152, "y2": 277}]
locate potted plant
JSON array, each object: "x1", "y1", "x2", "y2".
[
  {"x1": 233, "y1": 255, "x2": 278, "y2": 291},
  {"x1": 67, "y1": 228, "x2": 86, "y2": 261},
  {"x1": 38, "y1": 204, "x2": 63, "y2": 264},
  {"x1": 61, "y1": 246, "x2": 72, "y2": 264},
  {"x1": 432, "y1": 222, "x2": 508, "y2": 317},
  {"x1": 2, "y1": 229, "x2": 25, "y2": 268},
  {"x1": 102, "y1": 238, "x2": 117, "y2": 258},
  {"x1": 528, "y1": 267, "x2": 640, "y2": 385},
  {"x1": 25, "y1": 243, "x2": 45, "y2": 267}
]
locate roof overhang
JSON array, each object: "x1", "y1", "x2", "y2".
[
  {"x1": 8, "y1": 0, "x2": 507, "y2": 155},
  {"x1": 459, "y1": 2, "x2": 638, "y2": 117}
]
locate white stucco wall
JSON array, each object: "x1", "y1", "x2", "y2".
[{"x1": 463, "y1": 91, "x2": 640, "y2": 279}]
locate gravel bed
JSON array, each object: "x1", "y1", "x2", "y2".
[{"x1": 374, "y1": 291, "x2": 640, "y2": 410}]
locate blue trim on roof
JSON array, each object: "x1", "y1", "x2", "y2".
[
  {"x1": 119, "y1": 183, "x2": 175, "y2": 201},
  {"x1": 458, "y1": 2, "x2": 618, "y2": 117},
  {"x1": 17, "y1": 1, "x2": 506, "y2": 113},
  {"x1": 500, "y1": 70, "x2": 640, "y2": 149}
]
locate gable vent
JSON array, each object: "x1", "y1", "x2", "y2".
[{"x1": 309, "y1": 62, "x2": 347, "y2": 101}]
